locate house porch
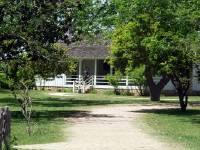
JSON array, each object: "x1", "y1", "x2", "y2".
[{"x1": 66, "y1": 58, "x2": 132, "y2": 89}]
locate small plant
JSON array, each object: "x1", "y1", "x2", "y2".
[
  {"x1": 103, "y1": 91, "x2": 115, "y2": 95},
  {"x1": 119, "y1": 90, "x2": 132, "y2": 96},
  {"x1": 105, "y1": 71, "x2": 122, "y2": 95},
  {"x1": 61, "y1": 88, "x2": 73, "y2": 93},
  {"x1": 90, "y1": 89, "x2": 97, "y2": 94},
  {"x1": 128, "y1": 66, "x2": 148, "y2": 96}
]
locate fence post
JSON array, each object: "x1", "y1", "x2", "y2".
[
  {"x1": 82, "y1": 81, "x2": 85, "y2": 93},
  {"x1": 0, "y1": 111, "x2": 3, "y2": 150},
  {"x1": 73, "y1": 81, "x2": 75, "y2": 93},
  {"x1": 0, "y1": 107, "x2": 11, "y2": 150},
  {"x1": 94, "y1": 75, "x2": 96, "y2": 86},
  {"x1": 126, "y1": 75, "x2": 129, "y2": 86}
]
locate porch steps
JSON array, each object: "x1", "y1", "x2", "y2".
[{"x1": 73, "y1": 76, "x2": 94, "y2": 94}]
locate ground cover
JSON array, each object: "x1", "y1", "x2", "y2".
[
  {"x1": 142, "y1": 106, "x2": 200, "y2": 150},
  {"x1": 0, "y1": 89, "x2": 200, "y2": 148},
  {"x1": 15, "y1": 105, "x2": 181, "y2": 150},
  {"x1": 0, "y1": 89, "x2": 156, "y2": 145}
]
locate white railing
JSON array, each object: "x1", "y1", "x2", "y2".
[
  {"x1": 95, "y1": 75, "x2": 128, "y2": 86},
  {"x1": 85, "y1": 75, "x2": 94, "y2": 86},
  {"x1": 73, "y1": 75, "x2": 94, "y2": 93},
  {"x1": 36, "y1": 74, "x2": 178, "y2": 91},
  {"x1": 73, "y1": 75, "x2": 84, "y2": 93},
  {"x1": 83, "y1": 75, "x2": 94, "y2": 93},
  {"x1": 66, "y1": 75, "x2": 79, "y2": 85}
]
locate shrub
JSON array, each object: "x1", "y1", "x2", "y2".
[
  {"x1": 128, "y1": 66, "x2": 148, "y2": 96},
  {"x1": 0, "y1": 73, "x2": 10, "y2": 89},
  {"x1": 105, "y1": 71, "x2": 122, "y2": 95}
]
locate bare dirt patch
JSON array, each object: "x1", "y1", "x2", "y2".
[
  {"x1": 48, "y1": 93, "x2": 76, "y2": 97},
  {"x1": 15, "y1": 104, "x2": 184, "y2": 150}
]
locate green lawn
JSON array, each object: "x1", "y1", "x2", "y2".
[
  {"x1": 0, "y1": 89, "x2": 200, "y2": 150},
  {"x1": 142, "y1": 107, "x2": 200, "y2": 150},
  {"x1": 0, "y1": 89, "x2": 157, "y2": 145}
]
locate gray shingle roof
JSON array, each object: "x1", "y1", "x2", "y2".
[{"x1": 59, "y1": 41, "x2": 110, "y2": 59}]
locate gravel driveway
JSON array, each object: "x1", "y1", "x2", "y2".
[{"x1": 15, "y1": 104, "x2": 183, "y2": 150}]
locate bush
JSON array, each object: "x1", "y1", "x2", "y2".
[
  {"x1": 90, "y1": 89, "x2": 97, "y2": 94},
  {"x1": 0, "y1": 73, "x2": 10, "y2": 89},
  {"x1": 105, "y1": 71, "x2": 122, "y2": 95},
  {"x1": 61, "y1": 88, "x2": 73, "y2": 93},
  {"x1": 128, "y1": 66, "x2": 148, "y2": 96},
  {"x1": 119, "y1": 90, "x2": 132, "y2": 96},
  {"x1": 103, "y1": 90, "x2": 115, "y2": 95}
]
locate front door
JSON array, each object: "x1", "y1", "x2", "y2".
[{"x1": 82, "y1": 59, "x2": 95, "y2": 79}]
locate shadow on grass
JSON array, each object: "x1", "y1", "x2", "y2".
[
  {"x1": 11, "y1": 109, "x2": 116, "y2": 123},
  {"x1": 11, "y1": 110, "x2": 89, "y2": 120},
  {"x1": 160, "y1": 100, "x2": 200, "y2": 105},
  {"x1": 0, "y1": 95, "x2": 137, "y2": 108},
  {"x1": 33, "y1": 97, "x2": 114, "y2": 107},
  {"x1": 0, "y1": 89, "x2": 12, "y2": 94},
  {"x1": 0, "y1": 97, "x2": 19, "y2": 107},
  {"x1": 32, "y1": 96, "x2": 155, "y2": 108},
  {"x1": 131, "y1": 107, "x2": 200, "y2": 124}
]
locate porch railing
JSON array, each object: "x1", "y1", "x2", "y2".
[
  {"x1": 36, "y1": 74, "x2": 175, "y2": 91},
  {"x1": 36, "y1": 75, "x2": 132, "y2": 87},
  {"x1": 95, "y1": 75, "x2": 128, "y2": 86},
  {"x1": 66, "y1": 75, "x2": 80, "y2": 85}
]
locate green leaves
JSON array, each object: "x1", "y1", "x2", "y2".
[
  {"x1": 0, "y1": 0, "x2": 94, "y2": 61},
  {"x1": 108, "y1": 0, "x2": 199, "y2": 77}
]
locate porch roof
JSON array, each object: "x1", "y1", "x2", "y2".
[{"x1": 59, "y1": 41, "x2": 110, "y2": 59}]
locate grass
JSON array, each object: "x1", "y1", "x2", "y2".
[
  {"x1": 142, "y1": 107, "x2": 200, "y2": 150},
  {"x1": 0, "y1": 89, "x2": 157, "y2": 145},
  {"x1": 0, "y1": 90, "x2": 70, "y2": 145},
  {"x1": 0, "y1": 88, "x2": 200, "y2": 149}
]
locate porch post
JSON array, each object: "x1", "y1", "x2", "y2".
[
  {"x1": 126, "y1": 75, "x2": 129, "y2": 86},
  {"x1": 94, "y1": 59, "x2": 97, "y2": 86},
  {"x1": 79, "y1": 59, "x2": 82, "y2": 81},
  {"x1": 110, "y1": 66, "x2": 113, "y2": 75}
]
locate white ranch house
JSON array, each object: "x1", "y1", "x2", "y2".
[{"x1": 36, "y1": 42, "x2": 200, "y2": 94}]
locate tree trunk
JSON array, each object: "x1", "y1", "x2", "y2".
[
  {"x1": 150, "y1": 87, "x2": 161, "y2": 101},
  {"x1": 144, "y1": 68, "x2": 170, "y2": 101},
  {"x1": 171, "y1": 74, "x2": 190, "y2": 112},
  {"x1": 178, "y1": 94, "x2": 188, "y2": 112}
]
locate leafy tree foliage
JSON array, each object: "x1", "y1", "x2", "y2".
[
  {"x1": 0, "y1": 43, "x2": 76, "y2": 135},
  {"x1": 0, "y1": 0, "x2": 94, "y2": 61},
  {"x1": 0, "y1": 0, "x2": 94, "y2": 133},
  {"x1": 129, "y1": 66, "x2": 147, "y2": 96},
  {"x1": 169, "y1": 37, "x2": 196, "y2": 112},
  {"x1": 105, "y1": 71, "x2": 122, "y2": 95},
  {"x1": 107, "y1": 0, "x2": 199, "y2": 102},
  {"x1": 1, "y1": 59, "x2": 36, "y2": 135}
]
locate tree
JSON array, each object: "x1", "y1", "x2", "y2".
[
  {"x1": 166, "y1": 32, "x2": 199, "y2": 112},
  {"x1": 1, "y1": 59, "x2": 36, "y2": 135},
  {"x1": 1, "y1": 44, "x2": 76, "y2": 135},
  {"x1": 0, "y1": 0, "x2": 94, "y2": 134},
  {"x1": 109, "y1": 20, "x2": 171, "y2": 101},
  {"x1": 107, "y1": 0, "x2": 199, "y2": 101},
  {"x1": 0, "y1": 0, "x2": 94, "y2": 61},
  {"x1": 162, "y1": 0, "x2": 199, "y2": 111},
  {"x1": 163, "y1": 36, "x2": 195, "y2": 112}
]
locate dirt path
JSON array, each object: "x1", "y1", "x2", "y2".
[{"x1": 15, "y1": 105, "x2": 183, "y2": 150}]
